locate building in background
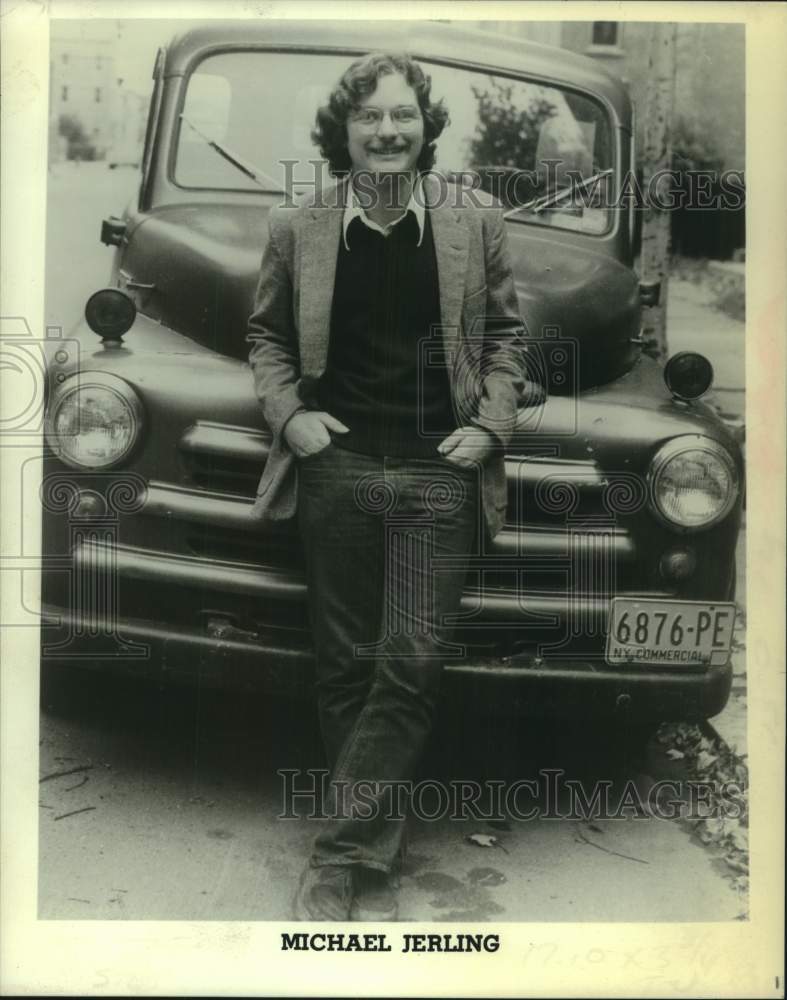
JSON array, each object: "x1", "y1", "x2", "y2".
[
  {"x1": 108, "y1": 88, "x2": 149, "y2": 167},
  {"x1": 49, "y1": 19, "x2": 148, "y2": 164}
]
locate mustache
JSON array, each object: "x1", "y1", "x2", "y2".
[{"x1": 366, "y1": 140, "x2": 411, "y2": 152}]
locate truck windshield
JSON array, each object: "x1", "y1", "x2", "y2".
[{"x1": 174, "y1": 50, "x2": 614, "y2": 236}]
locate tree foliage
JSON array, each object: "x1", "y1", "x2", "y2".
[
  {"x1": 671, "y1": 114, "x2": 724, "y2": 173},
  {"x1": 468, "y1": 79, "x2": 556, "y2": 171},
  {"x1": 57, "y1": 114, "x2": 97, "y2": 161}
]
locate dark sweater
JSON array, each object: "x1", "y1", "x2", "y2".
[{"x1": 315, "y1": 210, "x2": 456, "y2": 457}]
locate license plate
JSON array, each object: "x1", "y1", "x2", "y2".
[{"x1": 605, "y1": 598, "x2": 736, "y2": 667}]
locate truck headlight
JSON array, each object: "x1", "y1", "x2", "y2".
[
  {"x1": 648, "y1": 435, "x2": 738, "y2": 529},
  {"x1": 45, "y1": 372, "x2": 144, "y2": 469}
]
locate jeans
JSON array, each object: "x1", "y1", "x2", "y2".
[{"x1": 296, "y1": 442, "x2": 480, "y2": 873}]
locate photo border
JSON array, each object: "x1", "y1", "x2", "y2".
[{"x1": 1, "y1": 1, "x2": 784, "y2": 996}]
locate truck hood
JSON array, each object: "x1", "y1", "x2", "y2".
[
  {"x1": 56, "y1": 314, "x2": 742, "y2": 484},
  {"x1": 118, "y1": 203, "x2": 641, "y2": 390}
]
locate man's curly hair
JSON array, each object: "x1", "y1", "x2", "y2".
[{"x1": 311, "y1": 52, "x2": 450, "y2": 176}]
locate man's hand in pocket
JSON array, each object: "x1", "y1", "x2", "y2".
[
  {"x1": 283, "y1": 411, "x2": 349, "y2": 458},
  {"x1": 438, "y1": 426, "x2": 498, "y2": 468}
]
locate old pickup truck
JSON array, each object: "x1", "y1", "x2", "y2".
[{"x1": 41, "y1": 21, "x2": 743, "y2": 729}]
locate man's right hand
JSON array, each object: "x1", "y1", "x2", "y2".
[{"x1": 283, "y1": 411, "x2": 350, "y2": 457}]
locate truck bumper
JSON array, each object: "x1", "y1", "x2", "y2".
[{"x1": 40, "y1": 606, "x2": 732, "y2": 722}]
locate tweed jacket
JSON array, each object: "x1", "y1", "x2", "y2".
[{"x1": 246, "y1": 172, "x2": 538, "y2": 539}]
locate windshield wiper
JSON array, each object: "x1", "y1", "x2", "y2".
[
  {"x1": 503, "y1": 168, "x2": 614, "y2": 219},
  {"x1": 180, "y1": 115, "x2": 286, "y2": 193}
]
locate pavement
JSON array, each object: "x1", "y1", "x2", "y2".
[{"x1": 38, "y1": 671, "x2": 748, "y2": 922}]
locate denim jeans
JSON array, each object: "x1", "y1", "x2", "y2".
[{"x1": 296, "y1": 442, "x2": 480, "y2": 873}]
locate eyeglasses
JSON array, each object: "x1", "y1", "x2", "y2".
[{"x1": 348, "y1": 106, "x2": 422, "y2": 132}]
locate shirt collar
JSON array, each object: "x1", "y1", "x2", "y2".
[{"x1": 342, "y1": 175, "x2": 425, "y2": 250}]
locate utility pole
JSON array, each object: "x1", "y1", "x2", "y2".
[{"x1": 639, "y1": 22, "x2": 678, "y2": 362}]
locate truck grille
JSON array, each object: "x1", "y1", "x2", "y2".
[
  {"x1": 103, "y1": 420, "x2": 668, "y2": 657},
  {"x1": 179, "y1": 421, "x2": 265, "y2": 496}
]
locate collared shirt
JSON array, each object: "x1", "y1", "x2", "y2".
[{"x1": 342, "y1": 175, "x2": 425, "y2": 250}]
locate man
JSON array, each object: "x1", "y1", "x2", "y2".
[{"x1": 247, "y1": 51, "x2": 541, "y2": 921}]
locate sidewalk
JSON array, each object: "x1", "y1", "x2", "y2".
[
  {"x1": 666, "y1": 277, "x2": 746, "y2": 423},
  {"x1": 666, "y1": 276, "x2": 747, "y2": 755}
]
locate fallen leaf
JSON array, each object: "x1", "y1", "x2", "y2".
[
  {"x1": 724, "y1": 854, "x2": 749, "y2": 875},
  {"x1": 704, "y1": 816, "x2": 725, "y2": 838},
  {"x1": 468, "y1": 868, "x2": 507, "y2": 887},
  {"x1": 696, "y1": 750, "x2": 718, "y2": 770},
  {"x1": 729, "y1": 826, "x2": 749, "y2": 852},
  {"x1": 467, "y1": 833, "x2": 498, "y2": 849},
  {"x1": 666, "y1": 748, "x2": 685, "y2": 760}
]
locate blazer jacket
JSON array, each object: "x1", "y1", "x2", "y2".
[{"x1": 246, "y1": 172, "x2": 540, "y2": 539}]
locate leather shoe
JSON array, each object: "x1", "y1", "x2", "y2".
[
  {"x1": 350, "y1": 867, "x2": 399, "y2": 921},
  {"x1": 293, "y1": 863, "x2": 354, "y2": 921}
]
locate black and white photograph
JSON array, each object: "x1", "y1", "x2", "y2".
[{"x1": 0, "y1": 1, "x2": 784, "y2": 996}]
